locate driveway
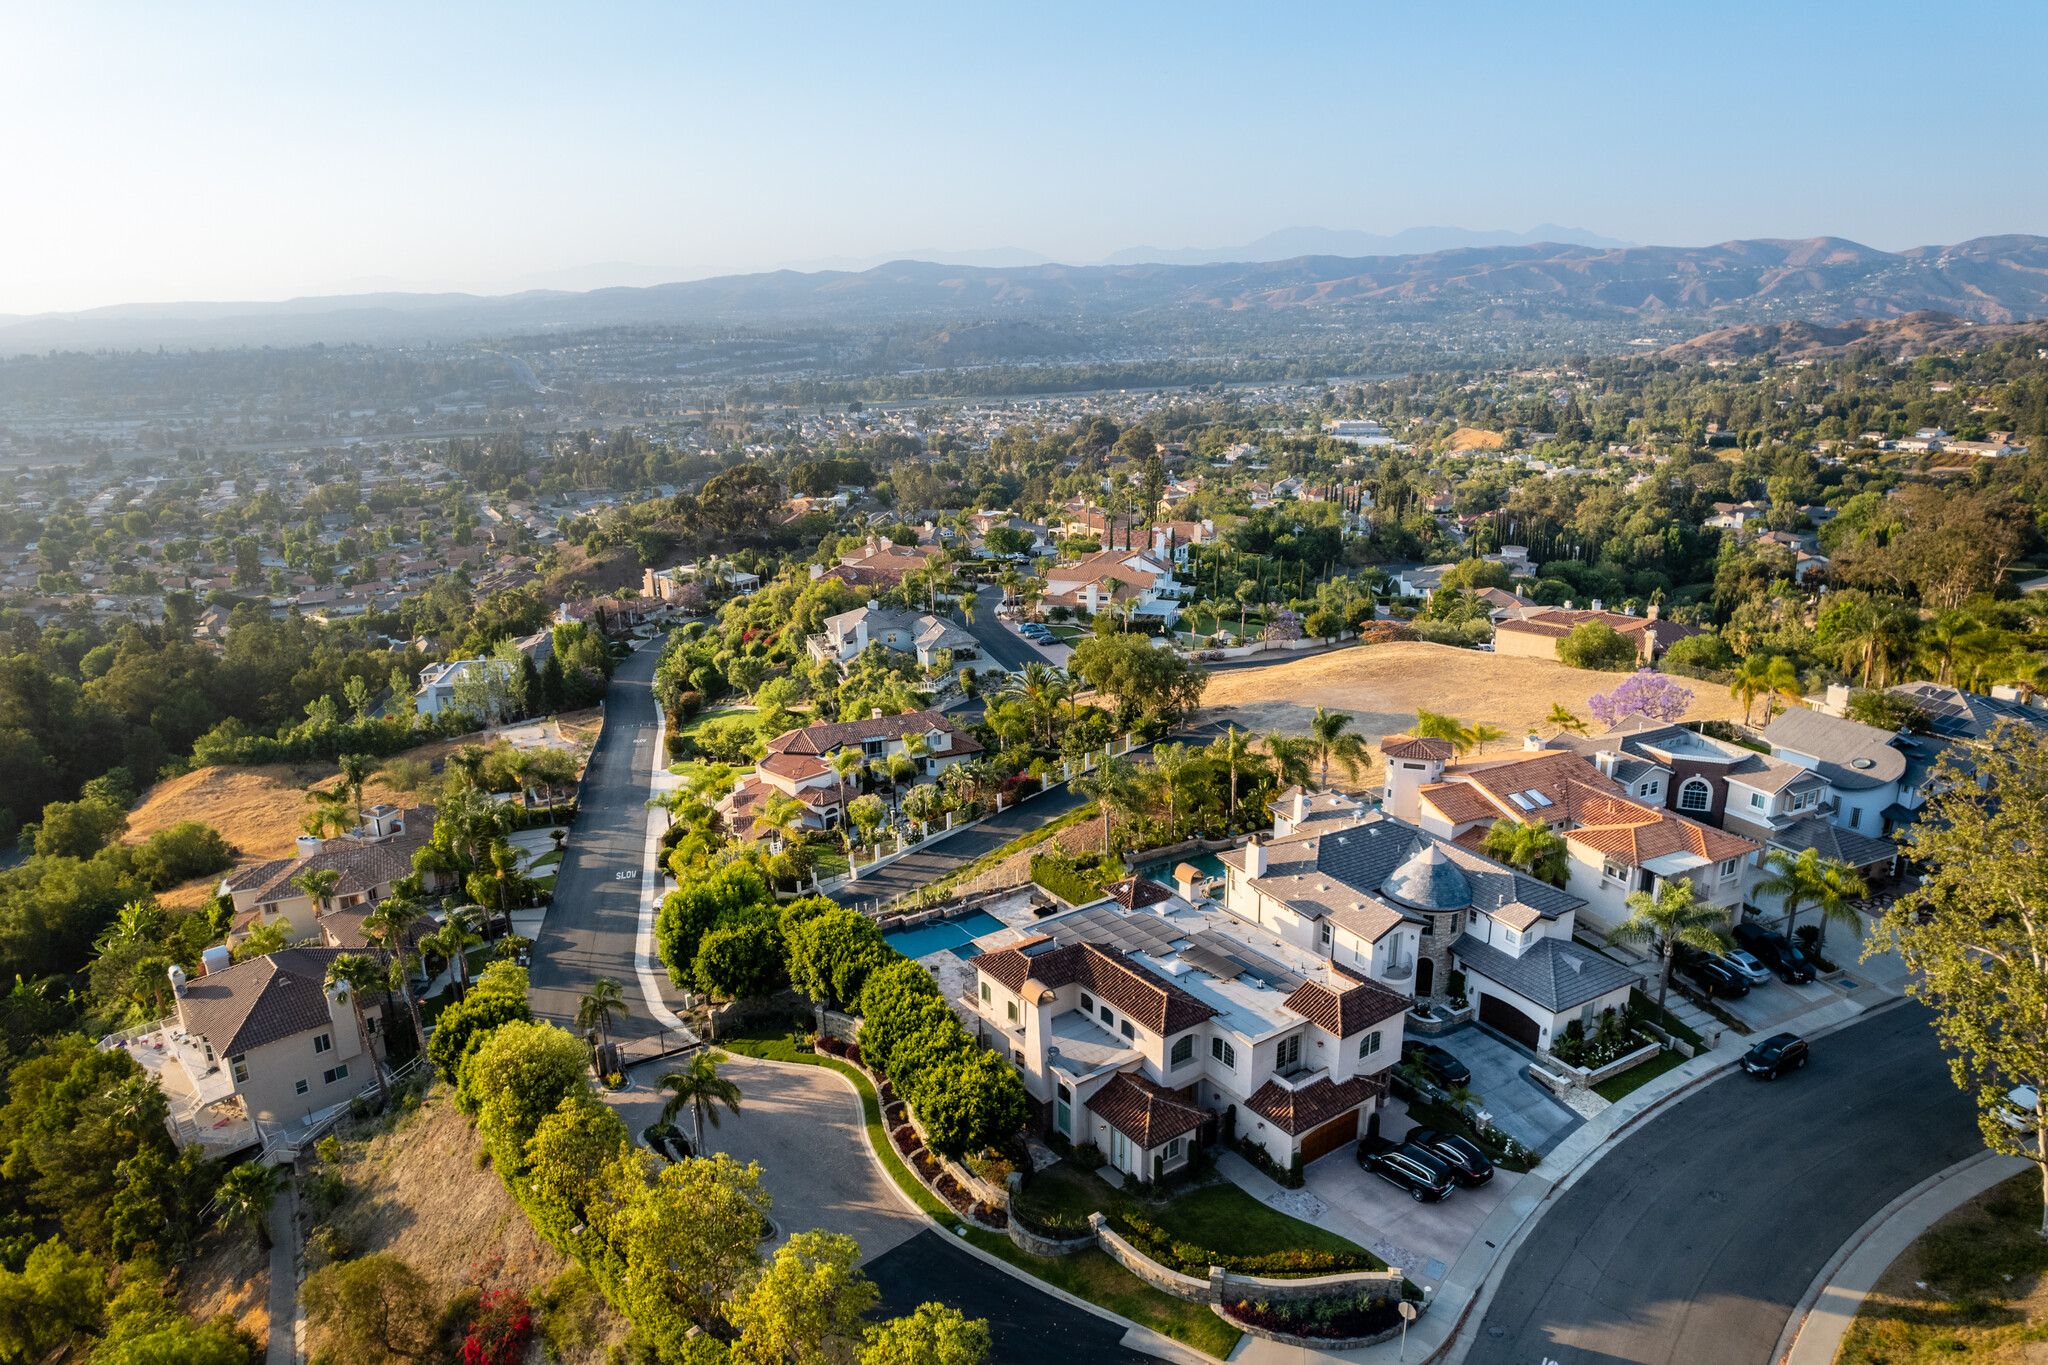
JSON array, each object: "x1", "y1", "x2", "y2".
[
  {"x1": 1466, "y1": 1001, "x2": 1981, "y2": 1365},
  {"x1": 959, "y1": 586, "x2": 1058, "y2": 671},
  {"x1": 606, "y1": 1054, "x2": 924, "y2": 1266},
  {"x1": 1425, "y1": 1026, "x2": 1581, "y2": 1154}
]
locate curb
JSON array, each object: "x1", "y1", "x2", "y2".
[
  {"x1": 1775, "y1": 1148, "x2": 2027, "y2": 1365},
  {"x1": 631, "y1": 661, "x2": 691, "y2": 1034}
]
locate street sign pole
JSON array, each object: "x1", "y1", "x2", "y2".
[{"x1": 1397, "y1": 1299, "x2": 1417, "y2": 1362}]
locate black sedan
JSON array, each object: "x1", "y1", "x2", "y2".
[
  {"x1": 1404, "y1": 1128, "x2": 1494, "y2": 1185},
  {"x1": 1677, "y1": 953, "x2": 1751, "y2": 999},
  {"x1": 1742, "y1": 1032, "x2": 1810, "y2": 1080},
  {"x1": 1402, "y1": 1042, "x2": 1472, "y2": 1088},
  {"x1": 1360, "y1": 1141, "x2": 1459, "y2": 1201}
]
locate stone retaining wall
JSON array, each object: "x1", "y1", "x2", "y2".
[
  {"x1": 1211, "y1": 1304, "x2": 1416, "y2": 1352},
  {"x1": 1087, "y1": 1215, "x2": 1213, "y2": 1302},
  {"x1": 814, "y1": 1006, "x2": 862, "y2": 1043},
  {"x1": 1082, "y1": 1214, "x2": 1408, "y2": 1308},
  {"x1": 1006, "y1": 1219, "x2": 1094, "y2": 1258}
]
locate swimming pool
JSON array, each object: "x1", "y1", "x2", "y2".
[
  {"x1": 1138, "y1": 851, "x2": 1228, "y2": 883},
  {"x1": 882, "y1": 910, "x2": 1008, "y2": 959}
]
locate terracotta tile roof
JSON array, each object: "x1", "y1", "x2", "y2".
[
  {"x1": 1105, "y1": 877, "x2": 1172, "y2": 911},
  {"x1": 1245, "y1": 1072, "x2": 1385, "y2": 1136},
  {"x1": 1282, "y1": 979, "x2": 1409, "y2": 1038},
  {"x1": 1565, "y1": 794, "x2": 1758, "y2": 865},
  {"x1": 175, "y1": 946, "x2": 370, "y2": 1057},
  {"x1": 1381, "y1": 734, "x2": 1454, "y2": 762},
  {"x1": 1087, "y1": 1072, "x2": 1206, "y2": 1148},
  {"x1": 1419, "y1": 783, "x2": 1499, "y2": 825},
  {"x1": 758, "y1": 750, "x2": 833, "y2": 782},
  {"x1": 766, "y1": 709, "x2": 982, "y2": 760},
  {"x1": 1439, "y1": 753, "x2": 1629, "y2": 822},
  {"x1": 975, "y1": 941, "x2": 1216, "y2": 1035}
]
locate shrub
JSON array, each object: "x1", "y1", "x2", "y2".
[
  {"x1": 130, "y1": 821, "x2": 234, "y2": 890},
  {"x1": 459, "y1": 1289, "x2": 533, "y2": 1365},
  {"x1": 1117, "y1": 1209, "x2": 1385, "y2": 1277},
  {"x1": 1556, "y1": 621, "x2": 1638, "y2": 671}
]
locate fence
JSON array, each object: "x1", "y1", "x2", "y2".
[{"x1": 612, "y1": 1026, "x2": 701, "y2": 1069}]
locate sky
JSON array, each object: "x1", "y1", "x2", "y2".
[{"x1": 3, "y1": 0, "x2": 2044, "y2": 315}]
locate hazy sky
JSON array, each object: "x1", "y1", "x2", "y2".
[{"x1": 4, "y1": 1, "x2": 2043, "y2": 314}]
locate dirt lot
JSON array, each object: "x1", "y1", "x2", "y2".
[
  {"x1": 1195, "y1": 641, "x2": 1749, "y2": 786},
  {"x1": 178, "y1": 1221, "x2": 269, "y2": 1343}
]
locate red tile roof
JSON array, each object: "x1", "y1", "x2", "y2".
[
  {"x1": 1281, "y1": 979, "x2": 1409, "y2": 1039},
  {"x1": 1245, "y1": 1072, "x2": 1385, "y2": 1136},
  {"x1": 1380, "y1": 735, "x2": 1454, "y2": 762},
  {"x1": 975, "y1": 942, "x2": 1216, "y2": 1035},
  {"x1": 1087, "y1": 1072, "x2": 1206, "y2": 1149}
]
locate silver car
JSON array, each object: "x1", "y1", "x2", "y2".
[{"x1": 1723, "y1": 948, "x2": 1772, "y2": 985}]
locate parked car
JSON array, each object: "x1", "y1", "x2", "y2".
[
  {"x1": 1402, "y1": 1042, "x2": 1472, "y2": 1088},
  {"x1": 1674, "y1": 950, "x2": 1750, "y2": 999},
  {"x1": 1741, "y1": 1032, "x2": 1809, "y2": 1079},
  {"x1": 1998, "y1": 1085, "x2": 2041, "y2": 1132},
  {"x1": 1722, "y1": 948, "x2": 1772, "y2": 985},
  {"x1": 1733, "y1": 922, "x2": 1817, "y2": 984},
  {"x1": 1361, "y1": 1142, "x2": 1459, "y2": 1201},
  {"x1": 1404, "y1": 1128, "x2": 1493, "y2": 1185}
]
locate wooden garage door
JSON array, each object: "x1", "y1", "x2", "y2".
[
  {"x1": 1299, "y1": 1108, "x2": 1359, "y2": 1164},
  {"x1": 1480, "y1": 992, "x2": 1541, "y2": 1051}
]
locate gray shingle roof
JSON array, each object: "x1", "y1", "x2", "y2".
[
  {"x1": 1767, "y1": 815, "x2": 1898, "y2": 871},
  {"x1": 1452, "y1": 934, "x2": 1643, "y2": 1013},
  {"x1": 176, "y1": 947, "x2": 361, "y2": 1057},
  {"x1": 1312, "y1": 819, "x2": 1582, "y2": 923},
  {"x1": 1891, "y1": 682, "x2": 2048, "y2": 744},
  {"x1": 1763, "y1": 710, "x2": 1906, "y2": 790}
]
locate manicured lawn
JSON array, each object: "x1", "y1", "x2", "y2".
[
  {"x1": 1148, "y1": 1183, "x2": 1369, "y2": 1260},
  {"x1": 530, "y1": 849, "x2": 563, "y2": 868},
  {"x1": 668, "y1": 761, "x2": 756, "y2": 780},
  {"x1": 1630, "y1": 987, "x2": 1705, "y2": 1047},
  {"x1": 1592, "y1": 1047, "x2": 1688, "y2": 1102},
  {"x1": 811, "y1": 847, "x2": 850, "y2": 879},
  {"x1": 1014, "y1": 1161, "x2": 1115, "y2": 1225}
]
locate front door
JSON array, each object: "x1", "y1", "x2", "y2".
[
  {"x1": 1111, "y1": 1130, "x2": 1134, "y2": 1173},
  {"x1": 1416, "y1": 957, "x2": 1435, "y2": 997}
]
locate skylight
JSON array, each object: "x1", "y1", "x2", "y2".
[
  {"x1": 1528, "y1": 790, "x2": 1555, "y2": 807},
  {"x1": 1508, "y1": 792, "x2": 1534, "y2": 810}
]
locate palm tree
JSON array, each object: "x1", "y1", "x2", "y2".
[
  {"x1": 1264, "y1": 733, "x2": 1314, "y2": 791},
  {"x1": 421, "y1": 919, "x2": 482, "y2": 1001},
  {"x1": 1998, "y1": 653, "x2": 2048, "y2": 705},
  {"x1": 829, "y1": 750, "x2": 864, "y2": 845},
  {"x1": 293, "y1": 867, "x2": 342, "y2": 926},
  {"x1": 363, "y1": 897, "x2": 426, "y2": 1054},
  {"x1": 301, "y1": 788, "x2": 354, "y2": 841},
  {"x1": 578, "y1": 977, "x2": 630, "y2": 1050},
  {"x1": 1307, "y1": 707, "x2": 1367, "y2": 789},
  {"x1": 658, "y1": 1050, "x2": 744, "y2": 1157},
  {"x1": 755, "y1": 791, "x2": 807, "y2": 851},
  {"x1": 1073, "y1": 755, "x2": 1141, "y2": 857},
  {"x1": 214, "y1": 1161, "x2": 289, "y2": 1250},
  {"x1": 1729, "y1": 655, "x2": 1770, "y2": 726},
  {"x1": 900, "y1": 732, "x2": 931, "y2": 790},
  {"x1": 1915, "y1": 611, "x2": 1986, "y2": 687},
  {"x1": 1801, "y1": 853, "x2": 1871, "y2": 955},
  {"x1": 1147, "y1": 742, "x2": 1195, "y2": 839},
  {"x1": 1464, "y1": 722, "x2": 1506, "y2": 755},
  {"x1": 1415, "y1": 709, "x2": 1473, "y2": 756},
  {"x1": 1481, "y1": 818, "x2": 1570, "y2": 888},
  {"x1": 337, "y1": 752, "x2": 374, "y2": 829},
  {"x1": 1546, "y1": 703, "x2": 1589, "y2": 737},
  {"x1": 234, "y1": 919, "x2": 291, "y2": 963},
  {"x1": 325, "y1": 953, "x2": 391, "y2": 1110},
  {"x1": 1609, "y1": 877, "x2": 1732, "y2": 1011},
  {"x1": 646, "y1": 787, "x2": 693, "y2": 829},
  {"x1": 1208, "y1": 725, "x2": 1256, "y2": 828},
  {"x1": 1750, "y1": 847, "x2": 1815, "y2": 937},
  {"x1": 95, "y1": 900, "x2": 163, "y2": 953},
  {"x1": 1098, "y1": 576, "x2": 1124, "y2": 628},
  {"x1": 1760, "y1": 656, "x2": 1803, "y2": 721}
]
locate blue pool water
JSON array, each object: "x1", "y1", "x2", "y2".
[
  {"x1": 882, "y1": 910, "x2": 1008, "y2": 959},
  {"x1": 1139, "y1": 851, "x2": 1228, "y2": 882}
]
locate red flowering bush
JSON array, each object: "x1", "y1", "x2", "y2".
[{"x1": 460, "y1": 1289, "x2": 533, "y2": 1365}]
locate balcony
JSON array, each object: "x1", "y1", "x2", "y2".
[
  {"x1": 1267, "y1": 1063, "x2": 1330, "y2": 1093},
  {"x1": 1379, "y1": 962, "x2": 1414, "y2": 983},
  {"x1": 105, "y1": 1019, "x2": 236, "y2": 1109}
]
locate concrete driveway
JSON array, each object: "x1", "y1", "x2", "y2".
[
  {"x1": 1425, "y1": 1027, "x2": 1580, "y2": 1153},
  {"x1": 1305, "y1": 1118, "x2": 1526, "y2": 1291},
  {"x1": 604, "y1": 1053, "x2": 925, "y2": 1267}
]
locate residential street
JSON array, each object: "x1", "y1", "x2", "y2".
[
  {"x1": 1466, "y1": 1001, "x2": 1980, "y2": 1365},
  {"x1": 828, "y1": 778, "x2": 1094, "y2": 910},
  {"x1": 527, "y1": 640, "x2": 681, "y2": 1039}
]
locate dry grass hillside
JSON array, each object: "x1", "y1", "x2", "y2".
[
  {"x1": 1195, "y1": 641, "x2": 1748, "y2": 787},
  {"x1": 1446, "y1": 426, "x2": 1506, "y2": 451}
]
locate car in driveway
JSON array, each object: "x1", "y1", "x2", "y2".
[
  {"x1": 1403, "y1": 1042, "x2": 1472, "y2": 1088},
  {"x1": 1404, "y1": 1128, "x2": 1493, "y2": 1185},
  {"x1": 1674, "y1": 948, "x2": 1750, "y2": 999},
  {"x1": 1722, "y1": 948, "x2": 1772, "y2": 985},
  {"x1": 1742, "y1": 1032, "x2": 1810, "y2": 1079},
  {"x1": 1360, "y1": 1141, "x2": 1460, "y2": 1201},
  {"x1": 1733, "y1": 922, "x2": 1817, "y2": 984}
]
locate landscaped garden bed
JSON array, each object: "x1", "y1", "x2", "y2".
[{"x1": 1221, "y1": 1287, "x2": 1413, "y2": 1343}]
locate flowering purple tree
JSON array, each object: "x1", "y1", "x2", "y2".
[
  {"x1": 1262, "y1": 607, "x2": 1304, "y2": 643},
  {"x1": 1589, "y1": 670, "x2": 1694, "y2": 728}
]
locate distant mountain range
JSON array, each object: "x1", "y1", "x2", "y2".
[{"x1": 3, "y1": 235, "x2": 2043, "y2": 354}]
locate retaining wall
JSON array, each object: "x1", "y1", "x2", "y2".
[
  {"x1": 1087, "y1": 1215, "x2": 1214, "y2": 1302},
  {"x1": 1212, "y1": 1304, "x2": 1416, "y2": 1352}
]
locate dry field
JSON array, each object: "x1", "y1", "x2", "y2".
[
  {"x1": 178, "y1": 1219, "x2": 269, "y2": 1343},
  {"x1": 1194, "y1": 641, "x2": 1749, "y2": 786}
]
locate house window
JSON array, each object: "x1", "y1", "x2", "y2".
[
  {"x1": 1748, "y1": 792, "x2": 1767, "y2": 810},
  {"x1": 980, "y1": 982, "x2": 991, "y2": 1003},
  {"x1": 1212, "y1": 1038, "x2": 1235, "y2": 1068},
  {"x1": 1680, "y1": 779, "x2": 1712, "y2": 813},
  {"x1": 1056, "y1": 1083, "x2": 1072, "y2": 1135},
  {"x1": 1720, "y1": 858, "x2": 1739, "y2": 879},
  {"x1": 295, "y1": 1079, "x2": 309, "y2": 1095},
  {"x1": 1502, "y1": 927, "x2": 1519, "y2": 946},
  {"x1": 323, "y1": 1064, "x2": 350, "y2": 1085},
  {"x1": 1006, "y1": 1001, "x2": 1018, "y2": 1023},
  {"x1": 1100, "y1": 1005, "x2": 1114, "y2": 1026},
  {"x1": 1171, "y1": 1036, "x2": 1195, "y2": 1069},
  {"x1": 313, "y1": 1033, "x2": 332, "y2": 1055},
  {"x1": 1120, "y1": 1020, "x2": 1135, "y2": 1040},
  {"x1": 1277, "y1": 1035, "x2": 1301, "y2": 1068},
  {"x1": 1641, "y1": 780, "x2": 1661, "y2": 798},
  {"x1": 1164, "y1": 1137, "x2": 1184, "y2": 1163},
  {"x1": 1848, "y1": 806, "x2": 1861, "y2": 828},
  {"x1": 1603, "y1": 860, "x2": 1627, "y2": 884},
  {"x1": 231, "y1": 1055, "x2": 249, "y2": 1084},
  {"x1": 1320, "y1": 922, "x2": 1331, "y2": 944},
  {"x1": 1359, "y1": 1030, "x2": 1381, "y2": 1059},
  {"x1": 1080, "y1": 993, "x2": 1094, "y2": 1014}
]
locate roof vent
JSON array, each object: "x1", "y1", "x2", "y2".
[{"x1": 1852, "y1": 757, "x2": 1875, "y2": 769}]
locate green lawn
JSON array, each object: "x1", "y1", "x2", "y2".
[
  {"x1": 1014, "y1": 1162, "x2": 1115, "y2": 1225},
  {"x1": 1630, "y1": 987, "x2": 1705, "y2": 1048},
  {"x1": 1147, "y1": 1183, "x2": 1369, "y2": 1260},
  {"x1": 811, "y1": 847, "x2": 851, "y2": 879},
  {"x1": 530, "y1": 849, "x2": 563, "y2": 868},
  {"x1": 1592, "y1": 1047, "x2": 1688, "y2": 1102}
]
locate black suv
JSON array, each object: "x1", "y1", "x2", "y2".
[
  {"x1": 1405, "y1": 1128, "x2": 1493, "y2": 1185},
  {"x1": 1402, "y1": 1042, "x2": 1472, "y2": 1088},
  {"x1": 1733, "y1": 921, "x2": 1817, "y2": 984},
  {"x1": 1742, "y1": 1032, "x2": 1810, "y2": 1079},
  {"x1": 1673, "y1": 947, "x2": 1751, "y2": 999},
  {"x1": 1361, "y1": 1141, "x2": 1459, "y2": 1201}
]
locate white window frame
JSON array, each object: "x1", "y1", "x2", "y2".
[
  {"x1": 322, "y1": 1063, "x2": 349, "y2": 1085},
  {"x1": 1358, "y1": 1030, "x2": 1381, "y2": 1059},
  {"x1": 295, "y1": 1078, "x2": 309, "y2": 1095},
  {"x1": 1679, "y1": 778, "x2": 1712, "y2": 813},
  {"x1": 1212, "y1": 1037, "x2": 1235, "y2": 1068},
  {"x1": 231, "y1": 1054, "x2": 249, "y2": 1084},
  {"x1": 1748, "y1": 791, "x2": 1767, "y2": 810},
  {"x1": 1171, "y1": 1035, "x2": 1195, "y2": 1069},
  {"x1": 1720, "y1": 858, "x2": 1739, "y2": 878}
]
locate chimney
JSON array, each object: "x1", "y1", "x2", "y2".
[
  {"x1": 1564, "y1": 599, "x2": 1574, "y2": 611},
  {"x1": 1294, "y1": 789, "x2": 1309, "y2": 823},
  {"x1": 1591, "y1": 598, "x2": 1604, "y2": 612},
  {"x1": 867, "y1": 598, "x2": 879, "y2": 611},
  {"x1": 1523, "y1": 732, "x2": 1542, "y2": 752},
  {"x1": 296, "y1": 834, "x2": 326, "y2": 857},
  {"x1": 1646, "y1": 602, "x2": 1660, "y2": 621},
  {"x1": 1594, "y1": 750, "x2": 1620, "y2": 778},
  {"x1": 1245, "y1": 835, "x2": 1267, "y2": 878},
  {"x1": 872, "y1": 707, "x2": 883, "y2": 720},
  {"x1": 200, "y1": 944, "x2": 231, "y2": 976},
  {"x1": 1173, "y1": 862, "x2": 1199, "y2": 902},
  {"x1": 168, "y1": 964, "x2": 188, "y2": 998},
  {"x1": 1825, "y1": 682, "x2": 1852, "y2": 715},
  {"x1": 809, "y1": 563, "x2": 824, "y2": 580}
]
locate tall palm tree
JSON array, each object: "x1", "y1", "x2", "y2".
[
  {"x1": 1546, "y1": 703, "x2": 1589, "y2": 737},
  {"x1": 1481, "y1": 818, "x2": 1570, "y2": 888},
  {"x1": 421, "y1": 919, "x2": 482, "y2": 1001},
  {"x1": 1750, "y1": 847, "x2": 1815, "y2": 937},
  {"x1": 1415, "y1": 709, "x2": 1476, "y2": 756},
  {"x1": 827, "y1": 750, "x2": 864, "y2": 845},
  {"x1": 1464, "y1": 722, "x2": 1506, "y2": 755},
  {"x1": 324, "y1": 953, "x2": 391, "y2": 1110},
  {"x1": 1263, "y1": 733, "x2": 1314, "y2": 791},
  {"x1": 1915, "y1": 611, "x2": 1986, "y2": 687},
  {"x1": 1609, "y1": 877, "x2": 1732, "y2": 1011},
  {"x1": 755, "y1": 791, "x2": 807, "y2": 851},
  {"x1": 336, "y1": 752, "x2": 374, "y2": 829},
  {"x1": 578, "y1": 977, "x2": 630, "y2": 1050},
  {"x1": 658, "y1": 1051, "x2": 743, "y2": 1156},
  {"x1": 363, "y1": 897, "x2": 426, "y2": 1054},
  {"x1": 646, "y1": 787, "x2": 693, "y2": 829},
  {"x1": 293, "y1": 867, "x2": 342, "y2": 926},
  {"x1": 1098, "y1": 576, "x2": 1124, "y2": 628},
  {"x1": 301, "y1": 788, "x2": 354, "y2": 841},
  {"x1": 1073, "y1": 755, "x2": 1140, "y2": 857},
  {"x1": 1147, "y1": 742, "x2": 1195, "y2": 839},
  {"x1": 1801, "y1": 853, "x2": 1871, "y2": 955},
  {"x1": 1208, "y1": 725, "x2": 1256, "y2": 828},
  {"x1": 1760, "y1": 656, "x2": 1803, "y2": 721},
  {"x1": 214, "y1": 1161, "x2": 289, "y2": 1250},
  {"x1": 1729, "y1": 655, "x2": 1770, "y2": 726},
  {"x1": 1997, "y1": 652, "x2": 2048, "y2": 705},
  {"x1": 1307, "y1": 707, "x2": 1367, "y2": 790}
]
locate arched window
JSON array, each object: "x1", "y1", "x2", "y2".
[
  {"x1": 1170, "y1": 1035, "x2": 1195, "y2": 1068},
  {"x1": 1679, "y1": 778, "x2": 1712, "y2": 813}
]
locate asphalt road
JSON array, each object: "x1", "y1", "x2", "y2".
[
  {"x1": 865, "y1": 1230, "x2": 1155, "y2": 1364},
  {"x1": 829, "y1": 778, "x2": 1094, "y2": 910},
  {"x1": 1466, "y1": 1001, "x2": 1981, "y2": 1365},
  {"x1": 960, "y1": 585, "x2": 1055, "y2": 672},
  {"x1": 527, "y1": 639, "x2": 680, "y2": 1040}
]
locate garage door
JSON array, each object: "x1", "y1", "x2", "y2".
[
  {"x1": 1479, "y1": 993, "x2": 1541, "y2": 1051},
  {"x1": 1298, "y1": 1109, "x2": 1359, "y2": 1164}
]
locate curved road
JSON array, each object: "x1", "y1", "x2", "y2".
[{"x1": 1467, "y1": 1001, "x2": 1980, "y2": 1365}]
